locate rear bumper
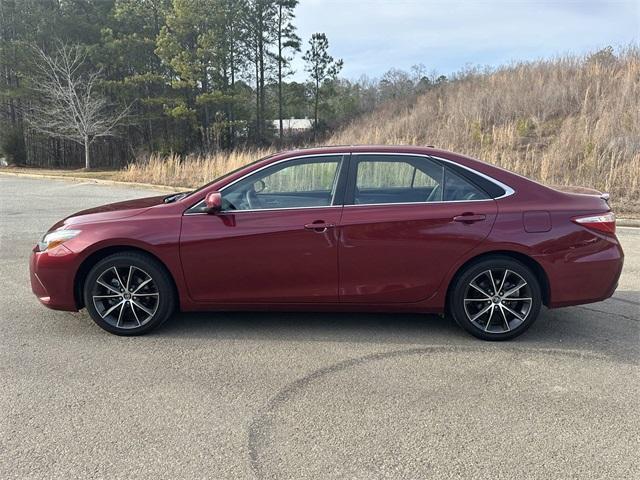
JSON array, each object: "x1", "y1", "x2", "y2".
[
  {"x1": 540, "y1": 235, "x2": 624, "y2": 308},
  {"x1": 29, "y1": 245, "x2": 80, "y2": 311}
]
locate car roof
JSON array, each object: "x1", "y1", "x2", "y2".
[
  {"x1": 281, "y1": 144, "x2": 439, "y2": 156},
  {"x1": 276, "y1": 145, "x2": 493, "y2": 174}
]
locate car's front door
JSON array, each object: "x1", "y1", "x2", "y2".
[
  {"x1": 180, "y1": 154, "x2": 347, "y2": 303},
  {"x1": 339, "y1": 154, "x2": 498, "y2": 303}
]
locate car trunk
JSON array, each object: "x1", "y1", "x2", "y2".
[{"x1": 548, "y1": 185, "x2": 612, "y2": 214}]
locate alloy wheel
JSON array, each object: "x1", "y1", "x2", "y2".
[
  {"x1": 91, "y1": 265, "x2": 159, "y2": 329},
  {"x1": 463, "y1": 268, "x2": 533, "y2": 334}
]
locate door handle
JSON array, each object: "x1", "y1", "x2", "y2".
[
  {"x1": 453, "y1": 213, "x2": 486, "y2": 223},
  {"x1": 304, "y1": 221, "x2": 336, "y2": 232}
]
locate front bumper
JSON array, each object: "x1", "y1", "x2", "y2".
[{"x1": 29, "y1": 245, "x2": 80, "y2": 311}]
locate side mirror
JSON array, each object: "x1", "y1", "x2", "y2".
[{"x1": 204, "y1": 191, "x2": 222, "y2": 214}]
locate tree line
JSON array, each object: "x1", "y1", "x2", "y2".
[{"x1": 0, "y1": 0, "x2": 446, "y2": 169}]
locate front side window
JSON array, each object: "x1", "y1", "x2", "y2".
[{"x1": 221, "y1": 155, "x2": 342, "y2": 211}]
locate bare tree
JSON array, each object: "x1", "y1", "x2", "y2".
[{"x1": 26, "y1": 43, "x2": 129, "y2": 169}]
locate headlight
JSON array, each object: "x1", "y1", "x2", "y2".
[{"x1": 37, "y1": 229, "x2": 81, "y2": 252}]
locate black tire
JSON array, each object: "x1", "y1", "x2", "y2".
[
  {"x1": 83, "y1": 252, "x2": 175, "y2": 335},
  {"x1": 448, "y1": 256, "x2": 542, "y2": 341}
]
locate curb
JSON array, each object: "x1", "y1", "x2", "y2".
[
  {"x1": 2, "y1": 169, "x2": 639, "y2": 227},
  {"x1": 0, "y1": 170, "x2": 184, "y2": 192}
]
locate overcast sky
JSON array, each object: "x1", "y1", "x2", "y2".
[{"x1": 290, "y1": 0, "x2": 640, "y2": 81}]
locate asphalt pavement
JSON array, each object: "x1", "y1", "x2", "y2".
[{"x1": 1, "y1": 175, "x2": 638, "y2": 479}]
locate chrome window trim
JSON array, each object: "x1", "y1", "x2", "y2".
[
  {"x1": 185, "y1": 205, "x2": 343, "y2": 216},
  {"x1": 350, "y1": 152, "x2": 515, "y2": 202},
  {"x1": 185, "y1": 153, "x2": 348, "y2": 215},
  {"x1": 343, "y1": 199, "x2": 494, "y2": 208},
  {"x1": 183, "y1": 151, "x2": 515, "y2": 215}
]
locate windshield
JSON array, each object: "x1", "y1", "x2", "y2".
[{"x1": 186, "y1": 153, "x2": 278, "y2": 199}]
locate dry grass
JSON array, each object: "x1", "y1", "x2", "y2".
[
  {"x1": 114, "y1": 47, "x2": 639, "y2": 214},
  {"x1": 331, "y1": 47, "x2": 640, "y2": 213},
  {"x1": 116, "y1": 149, "x2": 273, "y2": 188}
]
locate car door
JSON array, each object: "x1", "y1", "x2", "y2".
[
  {"x1": 339, "y1": 153, "x2": 498, "y2": 303},
  {"x1": 180, "y1": 154, "x2": 347, "y2": 303}
]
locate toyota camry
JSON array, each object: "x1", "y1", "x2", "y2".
[{"x1": 30, "y1": 146, "x2": 623, "y2": 340}]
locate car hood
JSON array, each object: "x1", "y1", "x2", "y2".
[{"x1": 50, "y1": 195, "x2": 168, "y2": 230}]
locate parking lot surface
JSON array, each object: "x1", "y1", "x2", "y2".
[{"x1": 1, "y1": 176, "x2": 638, "y2": 479}]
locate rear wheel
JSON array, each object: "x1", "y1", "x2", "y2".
[
  {"x1": 449, "y1": 256, "x2": 542, "y2": 341},
  {"x1": 83, "y1": 252, "x2": 175, "y2": 335}
]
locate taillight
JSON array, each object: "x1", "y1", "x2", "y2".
[{"x1": 572, "y1": 212, "x2": 616, "y2": 234}]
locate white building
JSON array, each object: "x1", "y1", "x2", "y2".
[{"x1": 271, "y1": 117, "x2": 313, "y2": 135}]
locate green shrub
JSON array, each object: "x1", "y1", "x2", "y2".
[{"x1": 516, "y1": 118, "x2": 536, "y2": 137}]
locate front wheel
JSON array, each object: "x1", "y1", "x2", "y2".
[
  {"x1": 449, "y1": 256, "x2": 542, "y2": 341},
  {"x1": 83, "y1": 252, "x2": 175, "y2": 335}
]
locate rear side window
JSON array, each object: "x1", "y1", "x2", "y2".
[
  {"x1": 348, "y1": 154, "x2": 504, "y2": 205},
  {"x1": 357, "y1": 161, "x2": 415, "y2": 189},
  {"x1": 351, "y1": 155, "x2": 444, "y2": 205}
]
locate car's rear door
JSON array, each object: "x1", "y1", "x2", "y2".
[
  {"x1": 180, "y1": 154, "x2": 348, "y2": 303},
  {"x1": 338, "y1": 153, "x2": 498, "y2": 303}
]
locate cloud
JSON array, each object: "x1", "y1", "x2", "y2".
[{"x1": 291, "y1": 0, "x2": 639, "y2": 80}]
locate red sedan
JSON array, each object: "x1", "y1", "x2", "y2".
[{"x1": 30, "y1": 146, "x2": 623, "y2": 340}]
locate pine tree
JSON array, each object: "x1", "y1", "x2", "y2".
[
  {"x1": 303, "y1": 33, "x2": 343, "y2": 141},
  {"x1": 274, "y1": 0, "x2": 300, "y2": 143}
]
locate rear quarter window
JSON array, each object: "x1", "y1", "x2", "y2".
[
  {"x1": 441, "y1": 162, "x2": 506, "y2": 200},
  {"x1": 443, "y1": 168, "x2": 490, "y2": 201}
]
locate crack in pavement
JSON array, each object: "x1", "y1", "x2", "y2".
[{"x1": 246, "y1": 345, "x2": 613, "y2": 479}]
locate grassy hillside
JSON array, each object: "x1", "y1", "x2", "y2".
[
  {"x1": 115, "y1": 47, "x2": 639, "y2": 214},
  {"x1": 330, "y1": 47, "x2": 640, "y2": 212}
]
